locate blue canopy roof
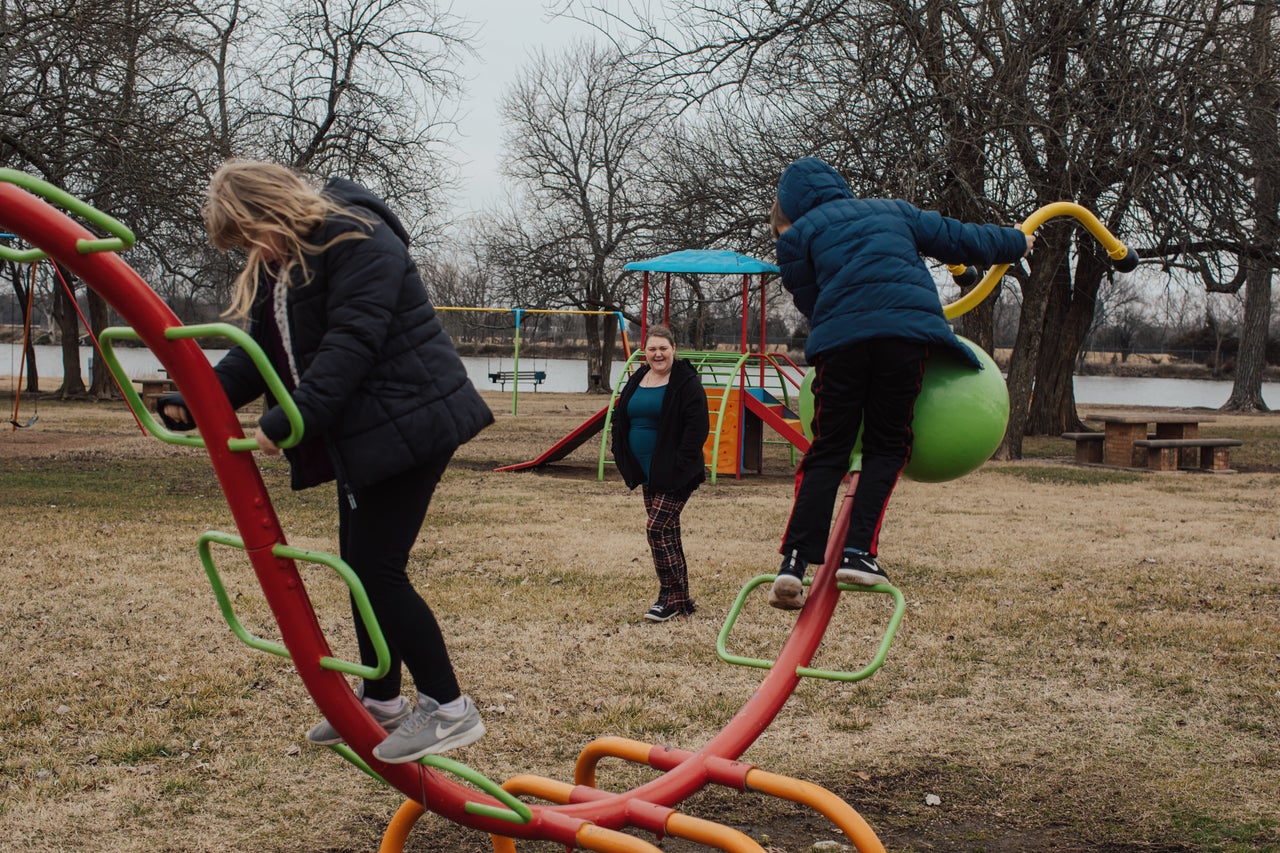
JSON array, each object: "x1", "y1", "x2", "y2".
[{"x1": 624, "y1": 249, "x2": 779, "y2": 275}]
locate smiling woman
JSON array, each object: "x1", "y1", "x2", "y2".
[{"x1": 609, "y1": 324, "x2": 710, "y2": 621}]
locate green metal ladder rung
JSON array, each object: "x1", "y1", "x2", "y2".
[
  {"x1": 717, "y1": 575, "x2": 905, "y2": 682},
  {"x1": 329, "y1": 745, "x2": 532, "y2": 824},
  {"x1": 196, "y1": 531, "x2": 391, "y2": 680},
  {"x1": 99, "y1": 324, "x2": 304, "y2": 452}
]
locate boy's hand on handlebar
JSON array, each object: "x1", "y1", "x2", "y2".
[{"x1": 1015, "y1": 222, "x2": 1036, "y2": 257}]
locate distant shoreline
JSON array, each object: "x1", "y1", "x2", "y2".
[{"x1": 4, "y1": 333, "x2": 1278, "y2": 382}]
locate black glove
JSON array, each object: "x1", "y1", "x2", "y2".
[{"x1": 155, "y1": 392, "x2": 195, "y2": 431}]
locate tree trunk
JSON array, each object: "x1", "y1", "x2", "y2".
[
  {"x1": 584, "y1": 309, "x2": 619, "y2": 394},
  {"x1": 1223, "y1": 0, "x2": 1277, "y2": 412},
  {"x1": 957, "y1": 296, "x2": 996, "y2": 355},
  {"x1": 1223, "y1": 259, "x2": 1272, "y2": 411},
  {"x1": 597, "y1": 314, "x2": 617, "y2": 392},
  {"x1": 87, "y1": 289, "x2": 115, "y2": 399},
  {"x1": 996, "y1": 240, "x2": 1066, "y2": 460},
  {"x1": 53, "y1": 265, "x2": 86, "y2": 398},
  {"x1": 1028, "y1": 250, "x2": 1108, "y2": 435}
]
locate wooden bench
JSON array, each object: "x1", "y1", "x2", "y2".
[
  {"x1": 1062, "y1": 431, "x2": 1105, "y2": 464},
  {"x1": 487, "y1": 370, "x2": 547, "y2": 391},
  {"x1": 137, "y1": 377, "x2": 178, "y2": 407},
  {"x1": 1132, "y1": 438, "x2": 1243, "y2": 473}
]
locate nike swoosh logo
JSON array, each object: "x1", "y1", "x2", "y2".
[{"x1": 432, "y1": 716, "x2": 470, "y2": 738}]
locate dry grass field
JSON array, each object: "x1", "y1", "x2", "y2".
[{"x1": 1, "y1": 390, "x2": 1278, "y2": 852}]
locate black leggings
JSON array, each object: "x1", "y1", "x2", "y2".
[
  {"x1": 338, "y1": 454, "x2": 461, "y2": 705},
  {"x1": 782, "y1": 339, "x2": 928, "y2": 564}
]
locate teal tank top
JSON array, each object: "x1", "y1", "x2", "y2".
[{"x1": 626, "y1": 385, "x2": 666, "y2": 481}]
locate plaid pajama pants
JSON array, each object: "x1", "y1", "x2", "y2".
[{"x1": 642, "y1": 485, "x2": 695, "y2": 611}]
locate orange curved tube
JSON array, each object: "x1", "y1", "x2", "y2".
[
  {"x1": 942, "y1": 201, "x2": 1133, "y2": 320},
  {"x1": 575, "y1": 736, "x2": 659, "y2": 787},
  {"x1": 577, "y1": 824, "x2": 664, "y2": 852},
  {"x1": 493, "y1": 773, "x2": 764, "y2": 852},
  {"x1": 379, "y1": 800, "x2": 426, "y2": 853},
  {"x1": 745, "y1": 768, "x2": 885, "y2": 853},
  {"x1": 664, "y1": 813, "x2": 766, "y2": 852},
  {"x1": 491, "y1": 776, "x2": 579, "y2": 851},
  {"x1": 489, "y1": 835, "x2": 518, "y2": 853}
]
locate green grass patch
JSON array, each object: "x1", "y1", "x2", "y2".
[
  {"x1": 108, "y1": 741, "x2": 178, "y2": 765},
  {"x1": 1172, "y1": 813, "x2": 1280, "y2": 851}
]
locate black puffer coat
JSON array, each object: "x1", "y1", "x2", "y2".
[
  {"x1": 611, "y1": 359, "x2": 709, "y2": 493},
  {"x1": 209, "y1": 178, "x2": 493, "y2": 492}
]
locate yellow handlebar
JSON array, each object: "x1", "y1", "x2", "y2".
[{"x1": 943, "y1": 201, "x2": 1138, "y2": 320}]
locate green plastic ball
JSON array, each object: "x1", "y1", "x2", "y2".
[{"x1": 797, "y1": 336, "x2": 1009, "y2": 482}]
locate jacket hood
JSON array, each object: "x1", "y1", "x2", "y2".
[
  {"x1": 777, "y1": 158, "x2": 855, "y2": 223},
  {"x1": 323, "y1": 177, "x2": 412, "y2": 247}
]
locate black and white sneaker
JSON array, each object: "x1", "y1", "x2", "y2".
[
  {"x1": 769, "y1": 550, "x2": 809, "y2": 610},
  {"x1": 835, "y1": 550, "x2": 890, "y2": 586},
  {"x1": 644, "y1": 602, "x2": 681, "y2": 622}
]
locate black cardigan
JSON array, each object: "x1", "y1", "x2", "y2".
[
  {"x1": 611, "y1": 359, "x2": 710, "y2": 492},
  {"x1": 207, "y1": 179, "x2": 493, "y2": 492}
]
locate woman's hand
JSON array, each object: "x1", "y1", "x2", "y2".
[
  {"x1": 161, "y1": 402, "x2": 192, "y2": 426},
  {"x1": 254, "y1": 428, "x2": 281, "y2": 456}
]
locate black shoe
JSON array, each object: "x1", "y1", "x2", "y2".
[
  {"x1": 835, "y1": 550, "x2": 890, "y2": 586},
  {"x1": 644, "y1": 602, "x2": 681, "y2": 622},
  {"x1": 770, "y1": 550, "x2": 809, "y2": 610},
  {"x1": 778, "y1": 549, "x2": 808, "y2": 579},
  {"x1": 769, "y1": 573, "x2": 806, "y2": 610}
]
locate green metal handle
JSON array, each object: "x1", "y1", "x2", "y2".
[
  {"x1": 0, "y1": 168, "x2": 136, "y2": 261},
  {"x1": 420, "y1": 754, "x2": 534, "y2": 824},
  {"x1": 99, "y1": 323, "x2": 304, "y2": 452},
  {"x1": 328, "y1": 746, "x2": 533, "y2": 825},
  {"x1": 196, "y1": 531, "x2": 391, "y2": 680},
  {"x1": 717, "y1": 575, "x2": 906, "y2": 682},
  {"x1": 271, "y1": 543, "x2": 391, "y2": 680},
  {"x1": 329, "y1": 743, "x2": 388, "y2": 784}
]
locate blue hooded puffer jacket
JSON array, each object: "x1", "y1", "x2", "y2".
[{"x1": 775, "y1": 158, "x2": 1028, "y2": 367}]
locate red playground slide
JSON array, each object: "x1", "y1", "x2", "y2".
[{"x1": 493, "y1": 405, "x2": 610, "y2": 472}]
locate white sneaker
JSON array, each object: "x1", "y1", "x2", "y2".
[
  {"x1": 372, "y1": 695, "x2": 485, "y2": 763},
  {"x1": 305, "y1": 695, "x2": 410, "y2": 746}
]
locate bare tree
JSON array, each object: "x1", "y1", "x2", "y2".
[
  {"x1": 487, "y1": 42, "x2": 670, "y2": 391},
  {"x1": 2, "y1": 0, "x2": 475, "y2": 397},
  {"x1": 246, "y1": 0, "x2": 471, "y2": 226},
  {"x1": 1220, "y1": 0, "x2": 1278, "y2": 411},
  {"x1": 581, "y1": 0, "x2": 1255, "y2": 455}
]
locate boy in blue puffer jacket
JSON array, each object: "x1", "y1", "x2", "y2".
[{"x1": 768, "y1": 157, "x2": 1033, "y2": 610}]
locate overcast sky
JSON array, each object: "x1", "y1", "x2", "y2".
[{"x1": 450, "y1": 2, "x2": 597, "y2": 215}]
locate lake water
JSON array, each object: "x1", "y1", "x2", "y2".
[{"x1": 6, "y1": 343, "x2": 1278, "y2": 409}]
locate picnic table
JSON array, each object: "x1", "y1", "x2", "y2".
[
  {"x1": 137, "y1": 376, "x2": 178, "y2": 407},
  {"x1": 1063, "y1": 412, "x2": 1241, "y2": 472}
]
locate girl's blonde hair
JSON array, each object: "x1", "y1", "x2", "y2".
[
  {"x1": 203, "y1": 159, "x2": 371, "y2": 319},
  {"x1": 769, "y1": 197, "x2": 791, "y2": 239}
]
